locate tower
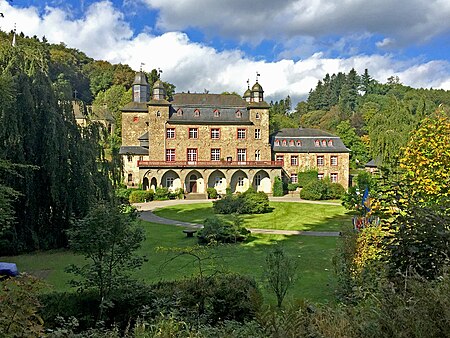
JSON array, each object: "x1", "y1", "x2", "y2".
[{"x1": 132, "y1": 71, "x2": 149, "y2": 103}]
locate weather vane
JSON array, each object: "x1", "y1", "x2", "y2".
[
  {"x1": 247, "y1": 78, "x2": 250, "y2": 88},
  {"x1": 140, "y1": 62, "x2": 145, "y2": 72},
  {"x1": 158, "y1": 68, "x2": 163, "y2": 79},
  {"x1": 256, "y1": 71, "x2": 260, "y2": 82}
]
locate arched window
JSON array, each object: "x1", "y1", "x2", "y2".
[
  {"x1": 194, "y1": 109, "x2": 200, "y2": 117},
  {"x1": 321, "y1": 139, "x2": 327, "y2": 147},
  {"x1": 282, "y1": 140, "x2": 287, "y2": 146},
  {"x1": 274, "y1": 140, "x2": 280, "y2": 146},
  {"x1": 296, "y1": 140, "x2": 302, "y2": 147},
  {"x1": 177, "y1": 108, "x2": 183, "y2": 116},
  {"x1": 315, "y1": 140, "x2": 320, "y2": 147},
  {"x1": 214, "y1": 109, "x2": 220, "y2": 117},
  {"x1": 156, "y1": 111, "x2": 161, "y2": 117},
  {"x1": 127, "y1": 173, "x2": 133, "y2": 183},
  {"x1": 289, "y1": 140, "x2": 295, "y2": 146},
  {"x1": 328, "y1": 139, "x2": 333, "y2": 146},
  {"x1": 235, "y1": 110, "x2": 242, "y2": 118},
  {"x1": 255, "y1": 112, "x2": 260, "y2": 119}
]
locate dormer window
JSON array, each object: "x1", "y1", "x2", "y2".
[
  {"x1": 177, "y1": 108, "x2": 183, "y2": 116},
  {"x1": 194, "y1": 109, "x2": 200, "y2": 117},
  {"x1": 282, "y1": 140, "x2": 287, "y2": 146},
  {"x1": 156, "y1": 111, "x2": 161, "y2": 117},
  {"x1": 296, "y1": 140, "x2": 302, "y2": 147},
  {"x1": 315, "y1": 140, "x2": 320, "y2": 147},
  {"x1": 274, "y1": 139, "x2": 280, "y2": 146},
  {"x1": 289, "y1": 140, "x2": 295, "y2": 147},
  {"x1": 235, "y1": 110, "x2": 242, "y2": 118},
  {"x1": 321, "y1": 140, "x2": 327, "y2": 147},
  {"x1": 255, "y1": 112, "x2": 260, "y2": 119},
  {"x1": 214, "y1": 109, "x2": 220, "y2": 117},
  {"x1": 328, "y1": 139, "x2": 333, "y2": 146}
]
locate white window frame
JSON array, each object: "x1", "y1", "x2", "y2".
[
  {"x1": 237, "y1": 176, "x2": 244, "y2": 186},
  {"x1": 237, "y1": 128, "x2": 246, "y2": 139},
  {"x1": 291, "y1": 174, "x2": 298, "y2": 183},
  {"x1": 189, "y1": 128, "x2": 198, "y2": 139},
  {"x1": 211, "y1": 128, "x2": 220, "y2": 139},
  {"x1": 330, "y1": 173, "x2": 338, "y2": 183},
  {"x1": 237, "y1": 148, "x2": 247, "y2": 162},
  {"x1": 254, "y1": 128, "x2": 261, "y2": 139},
  {"x1": 211, "y1": 148, "x2": 220, "y2": 161},
  {"x1": 187, "y1": 148, "x2": 198, "y2": 162},
  {"x1": 166, "y1": 149, "x2": 175, "y2": 162},
  {"x1": 331, "y1": 156, "x2": 338, "y2": 166},
  {"x1": 166, "y1": 128, "x2": 175, "y2": 139},
  {"x1": 317, "y1": 155, "x2": 324, "y2": 166},
  {"x1": 255, "y1": 150, "x2": 261, "y2": 161},
  {"x1": 166, "y1": 177, "x2": 174, "y2": 188},
  {"x1": 291, "y1": 156, "x2": 298, "y2": 166}
]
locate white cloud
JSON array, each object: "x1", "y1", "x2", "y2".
[{"x1": 1, "y1": 0, "x2": 449, "y2": 103}]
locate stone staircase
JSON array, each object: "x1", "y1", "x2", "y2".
[{"x1": 185, "y1": 193, "x2": 208, "y2": 200}]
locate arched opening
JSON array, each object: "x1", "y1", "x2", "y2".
[
  {"x1": 230, "y1": 170, "x2": 249, "y2": 193},
  {"x1": 252, "y1": 170, "x2": 271, "y2": 193},
  {"x1": 142, "y1": 177, "x2": 149, "y2": 191},
  {"x1": 150, "y1": 177, "x2": 157, "y2": 192},
  {"x1": 184, "y1": 170, "x2": 204, "y2": 193},
  {"x1": 207, "y1": 170, "x2": 227, "y2": 194},
  {"x1": 127, "y1": 173, "x2": 133, "y2": 186},
  {"x1": 161, "y1": 170, "x2": 181, "y2": 191}
]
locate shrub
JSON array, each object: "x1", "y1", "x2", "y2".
[
  {"x1": 300, "y1": 180, "x2": 329, "y2": 200},
  {"x1": 328, "y1": 182, "x2": 345, "y2": 199},
  {"x1": 169, "y1": 188, "x2": 184, "y2": 200},
  {"x1": 287, "y1": 183, "x2": 300, "y2": 191},
  {"x1": 154, "y1": 187, "x2": 170, "y2": 200},
  {"x1": 128, "y1": 190, "x2": 154, "y2": 203},
  {"x1": 298, "y1": 170, "x2": 318, "y2": 188},
  {"x1": 115, "y1": 188, "x2": 136, "y2": 204},
  {"x1": 213, "y1": 189, "x2": 270, "y2": 214},
  {"x1": 206, "y1": 187, "x2": 218, "y2": 199},
  {"x1": 272, "y1": 176, "x2": 284, "y2": 196},
  {"x1": 197, "y1": 215, "x2": 250, "y2": 244}
]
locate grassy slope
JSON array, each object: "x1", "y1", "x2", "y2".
[{"x1": 153, "y1": 201, "x2": 350, "y2": 231}]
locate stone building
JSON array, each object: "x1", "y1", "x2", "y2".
[{"x1": 120, "y1": 72, "x2": 350, "y2": 195}]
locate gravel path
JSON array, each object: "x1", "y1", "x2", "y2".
[{"x1": 136, "y1": 197, "x2": 342, "y2": 237}]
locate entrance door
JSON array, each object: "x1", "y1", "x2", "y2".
[{"x1": 189, "y1": 174, "x2": 197, "y2": 193}]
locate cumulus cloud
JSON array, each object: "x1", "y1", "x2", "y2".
[
  {"x1": 143, "y1": 0, "x2": 450, "y2": 48},
  {"x1": 0, "y1": 0, "x2": 449, "y2": 104}
]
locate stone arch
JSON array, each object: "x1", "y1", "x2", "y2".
[
  {"x1": 142, "y1": 177, "x2": 149, "y2": 191},
  {"x1": 184, "y1": 170, "x2": 205, "y2": 193},
  {"x1": 150, "y1": 177, "x2": 157, "y2": 192},
  {"x1": 161, "y1": 170, "x2": 181, "y2": 191},
  {"x1": 230, "y1": 170, "x2": 249, "y2": 193},
  {"x1": 207, "y1": 170, "x2": 227, "y2": 194},
  {"x1": 252, "y1": 170, "x2": 271, "y2": 193}
]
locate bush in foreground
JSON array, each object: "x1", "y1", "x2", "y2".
[
  {"x1": 300, "y1": 179, "x2": 345, "y2": 200},
  {"x1": 213, "y1": 189, "x2": 270, "y2": 214},
  {"x1": 197, "y1": 215, "x2": 250, "y2": 244}
]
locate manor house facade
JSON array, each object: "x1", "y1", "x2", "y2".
[{"x1": 119, "y1": 72, "x2": 350, "y2": 195}]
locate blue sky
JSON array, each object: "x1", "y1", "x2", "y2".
[{"x1": 1, "y1": 0, "x2": 449, "y2": 103}]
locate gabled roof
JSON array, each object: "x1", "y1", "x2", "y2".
[
  {"x1": 138, "y1": 132, "x2": 148, "y2": 141},
  {"x1": 119, "y1": 146, "x2": 149, "y2": 155},
  {"x1": 272, "y1": 128, "x2": 350, "y2": 153}
]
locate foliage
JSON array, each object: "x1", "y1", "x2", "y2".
[
  {"x1": 114, "y1": 187, "x2": 136, "y2": 204},
  {"x1": 169, "y1": 188, "x2": 185, "y2": 200},
  {"x1": 272, "y1": 176, "x2": 284, "y2": 196},
  {"x1": 154, "y1": 187, "x2": 170, "y2": 200},
  {"x1": 197, "y1": 215, "x2": 250, "y2": 244},
  {"x1": 213, "y1": 189, "x2": 270, "y2": 214},
  {"x1": 400, "y1": 112, "x2": 450, "y2": 201},
  {"x1": 300, "y1": 178, "x2": 345, "y2": 200},
  {"x1": 342, "y1": 171, "x2": 376, "y2": 212},
  {"x1": 206, "y1": 187, "x2": 218, "y2": 199},
  {"x1": 0, "y1": 274, "x2": 44, "y2": 337},
  {"x1": 336, "y1": 120, "x2": 369, "y2": 168},
  {"x1": 298, "y1": 169, "x2": 318, "y2": 188},
  {"x1": 129, "y1": 190, "x2": 154, "y2": 203},
  {"x1": 66, "y1": 202, "x2": 145, "y2": 319},
  {"x1": 287, "y1": 182, "x2": 300, "y2": 191},
  {"x1": 263, "y1": 245, "x2": 298, "y2": 308}
]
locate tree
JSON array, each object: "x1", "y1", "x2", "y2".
[
  {"x1": 264, "y1": 245, "x2": 297, "y2": 307},
  {"x1": 336, "y1": 120, "x2": 369, "y2": 168},
  {"x1": 66, "y1": 202, "x2": 145, "y2": 319}
]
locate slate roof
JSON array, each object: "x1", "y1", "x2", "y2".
[
  {"x1": 119, "y1": 146, "x2": 149, "y2": 155},
  {"x1": 272, "y1": 128, "x2": 350, "y2": 153},
  {"x1": 365, "y1": 159, "x2": 379, "y2": 168},
  {"x1": 121, "y1": 102, "x2": 148, "y2": 112},
  {"x1": 172, "y1": 93, "x2": 246, "y2": 106}
]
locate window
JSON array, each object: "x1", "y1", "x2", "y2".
[
  {"x1": 322, "y1": 139, "x2": 327, "y2": 147},
  {"x1": 211, "y1": 148, "x2": 220, "y2": 161},
  {"x1": 156, "y1": 111, "x2": 161, "y2": 117},
  {"x1": 276, "y1": 155, "x2": 284, "y2": 163},
  {"x1": 214, "y1": 109, "x2": 220, "y2": 117},
  {"x1": 127, "y1": 155, "x2": 133, "y2": 162},
  {"x1": 289, "y1": 140, "x2": 295, "y2": 146},
  {"x1": 236, "y1": 110, "x2": 242, "y2": 118},
  {"x1": 315, "y1": 140, "x2": 320, "y2": 147},
  {"x1": 255, "y1": 174, "x2": 261, "y2": 186},
  {"x1": 187, "y1": 148, "x2": 198, "y2": 162},
  {"x1": 330, "y1": 173, "x2": 338, "y2": 183},
  {"x1": 274, "y1": 139, "x2": 280, "y2": 146},
  {"x1": 237, "y1": 128, "x2": 246, "y2": 139},
  {"x1": 138, "y1": 156, "x2": 143, "y2": 162},
  {"x1": 211, "y1": 128, "x2": 220, "y2": 139},
  {"x1": 237, "y1": 148, "x2": 247, "y2": 162},
  {"x1": 291, "y1": 155, "x2": 298, "y2": 166},
  {"x1": 194, "y1": 109, "x2": 200, "y2": 117},
  {"x1": 318, "y1": 173, "x2": 324, "y2": 180},
  {"x1": 317, "y1": 155, "x2": 324, "y2": 166},
  {"x1": 166, "y1": 149, "x2": 175, "y2": 162},
  {"x1": 255, "y1": 128, "x2": 261, "y2": 139},
  {"x1": 328, "y1": 139, "x2": 334, "y2": 146},
  {"x1": 166, "y1": 128, "x2": 175, "y2": 139},
  {"x1": 133, "y1": 116, "x2": 139, "y2": 122},
  {"x1": 282, "y1": 140, "x2": 287, "y2": 146},
  {"x1": 331, "y1": 155, "x2": 338, "y2": 166},
  {"x1": 237, "y1": 176, "x2": 244, "y2": 186},
  {"x1": 255, "y1": 112, "x2": 260, "y2": 119},
  {"x1": 214, "y1": 176, "x2": 222, "y2": 187},
  {"x1": 166, "y1": 177, "x2": 174, "y2": 188},
  {"x1": 189, "y1": 128, "x2": 198, "y2": 139},
  {"x1": 127, "y1": 173, "x2": 132, "y2": 183},
  {"x1": 296, "y1": 140, "x2": 302, "y2": 147},
  {"x1": 255, "y1": 150, "x2": 261, "y2": 161},
  {"x1": 291, "y1": 173, "x2": 298, "y2": 184},
  {"x1": 177, "y1": 108, "x2": 183, "y2": 116}
]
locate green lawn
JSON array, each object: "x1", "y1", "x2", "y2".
[
  {"x1": 154, "y1": 201, "x2": 351, "y2": 232},
  {"x1": 0, "y1": 219, "x2": 346, "y2": 304}
]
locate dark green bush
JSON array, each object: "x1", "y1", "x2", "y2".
[
  {"x1": 300, "y1": 180, "x2": 329, "y2": 200},
  {"x1": 287, "y1": 183, "x2": 300, "y2": 191},
  {"x1": 154, "y1": 187, "x2": 170, "y2": 200},
  {"x1": 128, "y1": 190, "x2": 154, "y2": 203},
  {"x1": 298, "y1": 170, "x2": 318, "y2": 188},
  {"x1": 328, "y1": 182, "x2": 345, "y2": 199},
  {"x1": 168, "y1": 188, "x2": 184, "y2": 200},
  {"x1": 213, "y1": 189, "x2": 270, "y2": 214},
  {"x1": 207, "y1": 187, "x2": 218, "y2": 199},
  {"x1": 115, "y1": 188, "x2": 136, "y2": 204},
  {"x1": 272, "y1": 176, "x2": 284, "y2": 196},
  {"x1": 197, "y1": 215, "x2": 250, "y2": 244}
]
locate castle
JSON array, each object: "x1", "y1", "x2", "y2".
[{"x1": 119, "y1": 72, "x2": 350, "y2": 195}]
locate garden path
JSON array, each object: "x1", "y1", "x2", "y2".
[{"x1": 136, "y1": 197, "x2": 342, "y2": 237}]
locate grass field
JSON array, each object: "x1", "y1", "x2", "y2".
[
  {"x1": 0, "y1": 202, "x2": 351, "y2": 304},
  {"x1": 154, "y1": 201, "x2": 350, "y2": 231}
]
